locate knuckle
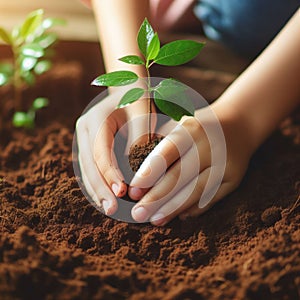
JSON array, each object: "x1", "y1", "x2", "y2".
[
  {"x1": 143, "y1": 190, "x2": 160, "y2": 204},
  {"x1": 182, "y1": 117, "x2": 203, "y2": 138},
  {"x1": 76, "y1": 115, "x2": 86, "y2": 132},
  {"x1": 100, "y1": 164, "x2": 114, "y2": 183}
]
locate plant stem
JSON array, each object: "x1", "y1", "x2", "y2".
[
  {"x1": 146, "y1": 66, "x2": 152, "y2": 143},
  {"x1": 12, "y1": 44, "x2": 22, "y2": 111}
]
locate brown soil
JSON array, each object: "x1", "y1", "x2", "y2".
[
  {"x1": 129, "y1": 137, "x2": 163, "y2": 172},
  {"x1": 0, "y1": 41, "x2": 299, "y2": 300}
]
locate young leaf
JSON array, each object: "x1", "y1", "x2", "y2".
[
  {"x1": 20, "y1": 9, "x2": 44, "y2": 39},
  {"x1": 0, "y1": 27, "x2": 11, "y2": 44},
  {"x1": 154, "y1": 78, "x2": 187, "y2": 94},
  {"x1": 154, "y1": 93, "x2": 194, "y2": 121},
  {"x1": 21, "y1": 71, "x2": 35, "y2": 85},
  {"x1": 119, "y1": 55, "x2": 144, "y2": 65},
  {"x1": 21, "y1": 56, "x2": 37, "y2": 71},
  {"x1": 0, "y1": 63, "x2": 13, "y2": 76},
  {"x1": 0, "y1": 73, "x2": 8, "y2": 86},
  {"x1": 117, "y1": 88, "x2": 145, "y2": 108},
  {"x1": 137, "y1": 18, "x2": 155, "y2": 58},
  {"x1": 147, "y1": 32, "x2": 160, "y2": 61},
  {"x1": 21, "y1": 43, "x2": 44, "y2": 58},
  {"x1": 34, "y1": 33, "x2": 57, "y2": 48},
  {"x1": 12, "y1": 111, "x2": 34, "y2": 128},
  {"x1": 153, "y1": 81, "x2": 194, "y2": 121},
  {"x1": 34, "y1": 60, "x2": 51, "y2": 74},
  {"x1": 91, "y1": 71, "x2": 138, "y2": 87},
  {"x1": 0, "y1": 63, "x2": 13, "y2": 85},
  {"x1": 42, "y1": 18, "x2": 67, "y2": 29},
  {"x1": 154, "y1": 40, "x2": 205, "y2": 66},
  {"x1": 32, "y1": 97, "x2": 49, "y2": 110},
  {"x1": 11, "y1": 26, "x2": 22, "y2": 44}
]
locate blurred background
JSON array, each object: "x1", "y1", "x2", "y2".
[{"x1": 0, "y1": 0, "x2": 98, "y2": 42}]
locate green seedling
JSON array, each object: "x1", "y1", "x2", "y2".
[
  {"x1": 92, "y1": 18, "x2": 204, "y2": 142},
  {"x1": 0, "y1": 9, "x2": 65, "y2": 128},
  {"x1": 13, "y1": 97, "x2": 48, "y2": 128}
]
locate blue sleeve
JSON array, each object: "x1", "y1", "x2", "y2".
[{"x1": 194, "y1": 0, "x2": 300, "y2": 59}]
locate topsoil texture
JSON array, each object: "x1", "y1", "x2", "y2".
[{"x1": 0, "y1": 41, "x2": 299, "y2": 300}]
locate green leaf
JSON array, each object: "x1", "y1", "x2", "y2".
[
  {"x1": 91, "y1": 71, "x2": 138, "y2": 87},
  {"x1": 32, "y1": 97, "x2": 49, "y2": 110},
  {"x1": 0, "y1": 63, "x2": 13, "y2": 85},
  {"x1": 42, "y1": 18, "x2": 66, "y2": 29},
  {"x1": 0, "y1": 73, "x2": 8, "y2": 86},
  {"x1": 20, "y1": 9, "x2": 44, "y2": 39},
  {"x1": 119, "y1": 55, "x2": 144, "y2": 65},
  {"x1": 153, "y1": 80, "x2": 194, "y2": 121},
  {"x1": 0, "y1": 27, "x2": 11, "y2": 44},
  {"x1": 154, "y1": 40, "x2": 205, "y2": 66},
  {"x1": 12, "y1": 111, "x2": 34, "y2": 128},
  {"x1": 154, "y1": 78, "x2": 187, "y2": 93},
  {"x1": 21, "y1": 56, "x2": 37, "y2": 71},
  {"x1": 34, "y1": 33, "x2": 57, "y2": 48},
  {"x1": 11, "y1": 26, "x2": 22, "y2": 43},
  {"x1": 147, "y1": 32, "x2": 160, "y2": 61},
  {"x1": 117, "y1": 88, "x2": 145, "y2": 108},
  {"x1": 0, "y1": 63, "x2": 13, "y2": 73},
  {"x1": 21, "y1": 43, "x2": 44, "y2": 58},
  {"x1": 21, "y1": 71, "x2": 35, "y2": 86},
  {"x1": 34, "y1": 60, "x2": 51, "y2": 74},
  {"x1": 137, "y1": 18, "x2": 155, "y2": 58}
]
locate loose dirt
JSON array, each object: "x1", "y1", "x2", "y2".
[{"x1": 0, "y1": 41, "x2": 299, "y2": 300}]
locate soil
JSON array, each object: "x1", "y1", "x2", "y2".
[
  {"x1": 129, "y1": 137, "x2": 163, "y2": 172},
  {"x1": 0, "y1": 41, "x2": 300, "y2": 300}
]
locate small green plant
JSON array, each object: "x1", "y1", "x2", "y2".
[
  {"x1": 92, "y1": 18, "x2": 204, "y2": 141},
  {"x1": 13, "y1": 97, "x2": 48, "y2": 128},
  {"x1": 0, "y1": 9, "x2": 65, "y2": 128}
]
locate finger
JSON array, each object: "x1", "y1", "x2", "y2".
[
  {"x1": 93, "y1": 116, "x2": 127, "y2": 198},
  {"x1": 76, "y1": 123, "x2": 118, "y2": 215},
  {"x1": 131, "y1": 143, "x2": 208, "y2": 223},
  {"x1": 149, "y1": 168, "x2": 211, "y2": 226},
  {"x1": 127, "y1": 118, "x2": 177, "y2": 200},
  {"x1": 129, "y1": 123, "x2": 195, "y2": 200},
  {"x1": 179, "y1": 182, "x2": 235, "y2": 219}
]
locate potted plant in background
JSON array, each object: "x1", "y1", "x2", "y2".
[{"x1": 0, "y1": 8, "x2": 65, "y2": 129}]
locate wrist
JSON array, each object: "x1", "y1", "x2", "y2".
[{"x1": 210, "y1": 100, "x2": 259, "y2": 157}]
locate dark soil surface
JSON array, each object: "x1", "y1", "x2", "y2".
[
  {"x1": 129, "y1": 136, "x2": 163, "y2": 172},
  {"x1": 0, "y1": 41, "x2": 299, "y2": 300}
]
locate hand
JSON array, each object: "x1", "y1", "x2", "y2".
[
  {"x1": 129, "y1": 104, "x2": 254, "y2": 225},
  {"x1": 80, "y1": 0, "x2": 92, "y2": 8},
  {"x1": 75, "y1": 88, "x2": 155, "y2": 216}
]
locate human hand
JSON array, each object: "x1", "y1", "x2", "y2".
[
  {"x1": 80, "y1": 0, "x2": 92, "y2": 8},
  {"x1": 129, "y1": 104, "x2": 254, "y2": 225},
  {"x1": 75, "y1": 88, "x2": 155, "y2": 216}
]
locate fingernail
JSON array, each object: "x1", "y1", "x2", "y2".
[
  {"x1": 129, "y1": 187, "x2": 144, "y2": 200},
  {"x1": 101, "y1": 199, "x2": 111, "y2": 215},
  {"x1": 111, "y1": 183, "x2": 119, "y2": 196},
  {"x1": 150, "y1": 212, "x2": 165, "y2": 226},
  {"x1": 132, "y1": 206, "x2": 148, "y2": 222}
]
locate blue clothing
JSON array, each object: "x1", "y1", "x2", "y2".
[{"x1": 194, "y1": 1, "x2": 300, "y2": 59}]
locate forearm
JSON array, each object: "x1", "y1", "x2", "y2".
[
  {"x1": 212, "y1": 9, "x2": 300, "y2": 153},
  {"x1": 91, "y1": 0, "x2": 149, "y2": 77},
  {"x1": 150, "y1": 0, "x2": 196, "y2": 32}
]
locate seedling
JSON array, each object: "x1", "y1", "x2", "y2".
[
  {"x1": 13, "y1": 97, "x2": 48, "y2": 128},
  {"x1": 92, "y1": 18, "x2": 205, "y2": 142},
  {"x1": 0, "y1": 9, "x2": 65, "y2": 128}
]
